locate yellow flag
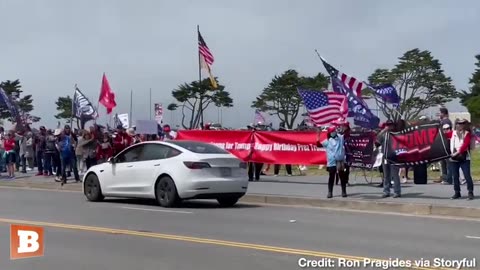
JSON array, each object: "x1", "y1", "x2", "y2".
[{"x1": 200, "y1": 54, "x2": 218, "y2": 89}]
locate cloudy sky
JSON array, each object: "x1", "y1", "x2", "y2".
[{"x1": 1, "y1": 0, "x2": 479, "y2": 129}]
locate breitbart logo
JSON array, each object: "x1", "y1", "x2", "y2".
[{"x1": 10, "y1": 224, "x2": 44, "y2": 260}]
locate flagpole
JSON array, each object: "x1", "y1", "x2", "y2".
[
  {"x1": 70, "y1": 84, "x2": 76, "y2": 127},
  {"x1": 149, "y1": 88, "x2": 152, "y2": 120},
  {"x1": 197, "y1": 25, "x2": 203, "y2": 129},
  {"x1": 130, "y1": 89, "x2": 133, "y2": 127},
  {"x1": 314, "y1": 49, "x2": 323, "y2": 62}
]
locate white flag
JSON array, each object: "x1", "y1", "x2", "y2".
[{"x1": 117, "y1": 113, "x2": 129, "y2": 129}]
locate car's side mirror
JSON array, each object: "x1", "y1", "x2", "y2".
[{"x1": 108, "y1": 157, "x2": 115, "y2": 164}]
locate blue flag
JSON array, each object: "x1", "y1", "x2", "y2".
[
  {"x1": 367, "y1": 83, "x2": 401, "y2": 106},
  {"x1": 332, "y1": 77, "x2": 380, "y2": 129},
  {"x1": 0, "y1": 86, "x2": 19, "y2": 118},
  {"x1": 0, "y1": 86, "x2": 26, "y2": 131}
]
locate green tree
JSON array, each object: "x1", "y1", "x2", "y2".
[
  {"x1": 459, "y1": 54, "x2": 480, "y2": 124},
  {"x1": 251, "y1": 70, "x2": 329, "y2": 129},
  {"x1": 55, "y1": 95, "x2": 73, "y2": 120},
  {"x1": 54, "y1": 95, "x2": 81, "y2": 128},
  {"x1": 368, "y1": 49, "x2": 457, "y2": 121},
  {"x1": 0, "y1": 80, "x2": 40, "y2": 123},
  {"x1": 167, "y1": 103, "x2": 178, "y2": 111},
  {"x1": 169, "y1": 77, "x2": 232, "y2": 129}
]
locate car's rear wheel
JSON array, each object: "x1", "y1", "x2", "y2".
[
  {"x1": 84, "y1": 174, "x2": 104, "y2": 202},
  {"x1": 156, "y1": 176, "x2": 179, "y2": 207},
  {"x1": 217, "y1": 197, "x2": 239, "y2": 207}
]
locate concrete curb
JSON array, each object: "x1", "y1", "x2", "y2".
[
  {"x1": 241, "y1": 194, "x2": 480, "y2": 219},
  {"x1": 2, "y1": 182, "x2": 480, "y2": 219}
]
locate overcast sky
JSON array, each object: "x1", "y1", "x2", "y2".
[{"x1": 1, "y1": 0, "x2": 479, "y2": 129}]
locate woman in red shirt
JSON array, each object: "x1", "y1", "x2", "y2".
[{"x1": 4, "y1": 132, "x2": 17, "y2": 179}]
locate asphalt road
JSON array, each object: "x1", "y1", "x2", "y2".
[{"x1": 0, "y1": 188, "x2": 479, "y2": 270}]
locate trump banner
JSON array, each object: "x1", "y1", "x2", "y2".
[
  {"x1": 176, "y1": 130, "x2": 253, "y2": 161},
  {"x1": 384, "y1": 122, "x2": 451, "y2": 166},
  {"x1": 346, "y1": 130, "x2": 377, "y2": 169},
  {"x1": 251, "y1": 131, "x2": 327, "y2": 165},
  {"x1": 176, "y1": 130, "x2": 327, "y2": 165}
]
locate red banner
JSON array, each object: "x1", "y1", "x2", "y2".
[
  {"x1": 176, "y1": 130, "x2": 253, "y2": 161},
  {"x1": 176, "y1": 130, "x2": 327, "y2": 165},
  {"x1": 251, "y1": 131, "x2": 327, "y2": 164}
]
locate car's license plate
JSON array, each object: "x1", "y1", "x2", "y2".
[{"x1": 220, "y1": 168, "x2": 232, "y2": 177}]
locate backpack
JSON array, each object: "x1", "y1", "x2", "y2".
[
  {"x1": 61, "y1": 136, "x2": 72, "y2": 156},
  {"x1": 46, "y1": 137, "x2": 56, "y2": 152}
]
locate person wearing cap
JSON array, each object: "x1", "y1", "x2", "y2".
[
  {"x1": 34, "y1": 126, "x2": 47, "y2": 176},
  {"x1": 162, "y1": 125, "x2": 176, "y2": 141},
  {"x1": 374, "y1": 120, "x2": 394, "y2": 188},
  {"x1": 58, "y1": 125, "x2": 80, "y2": 184},
  {"x1": 113, "y1": 125, "x2": 132, "y2": 155},
  {"x1": 376, "y1": 120, "x2": 402, "y2": 197},
  {"x1": 439, "y1": 124, "x2": 454, "y2": 185},
  {"x1": 44, "y1": 129, "x2": 58, "y2": 178},
  {"x1": 333, "y1": 118, "x2": 351, "y2": 186},
  {"x1": 450, "y1": 119, "x2": 474, "y2": 200},
  {"x1": 273, "y1": 123, "x2": 293, "y2": 176},
  {"x1": 317, "y1": 125, "x2": 348, "y2": 198},
  {"x1": 247, "y1": 124, "x2": 264, "y2": 182}
]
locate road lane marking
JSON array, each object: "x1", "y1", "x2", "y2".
[
  {"x1": 0, "y1": 217, "x2": 452, "y2": 270},
  {"x1": 465, "y1": 235, "x2": 480, "y2": 239},
  {"x1": 1, "y1": 185, "x2": 480, "y2": 223},
  {"x1": 120, "y1": 206, "x2": 193, "y2": 214}
]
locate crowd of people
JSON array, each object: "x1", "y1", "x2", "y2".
[
  {"x1": 246, "y1": 107, "x2": 476, "y2": 201},
  {"x1": 0, "y1": 108, "x2": 475, "y2": 201},
  {"x1": 0, "y1": 123, "x2": 177, "y2": 185}
]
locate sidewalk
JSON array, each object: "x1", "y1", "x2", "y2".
[
  {"x1": 250, "y1": 175, "x2": 480, "y2": 208},
  {"x1": 2, "y1": 171, "x2": 480, "y2": 218}
]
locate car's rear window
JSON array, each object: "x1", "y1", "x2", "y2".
[{"x1": 169, "y1": 141, "x2": 229, "y2": 154}]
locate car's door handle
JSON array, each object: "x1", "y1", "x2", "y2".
[
  {"x1": 127, "y1": 165, "x2": 133, "y2": 168},
  {"x1": 154, "y1": 164, "x2": 160, "y2": 167}
]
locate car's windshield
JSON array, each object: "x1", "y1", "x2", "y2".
[{"x1": 168, "y1": 141, "x2": 229, "y2": 154}]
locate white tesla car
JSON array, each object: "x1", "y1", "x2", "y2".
[{"x1": 82, "y1": 140, "x2": 248, "y2": 207}]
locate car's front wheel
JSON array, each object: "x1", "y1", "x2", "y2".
[
  {"x1": 217, "y1": 197, "x2": 240, "y2": 207},
  {"x1": 156, "y1": 176, "x2": 179, "y2": 208},
  {"x1": 84, "y1": 174, "x2": 104, "y2": 202}
]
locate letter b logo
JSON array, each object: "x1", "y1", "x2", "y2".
[{"x1": 10, "y1": 224, "x2": 44, "y2": 260}]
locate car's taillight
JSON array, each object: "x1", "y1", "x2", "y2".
[
  {"x1": 239, "y1": 162, "x2": 247, "y2": 169},
  {"x1": 183, "y1": 162, "x2": 211, "y2": 169}
]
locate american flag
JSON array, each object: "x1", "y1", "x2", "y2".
[
  {"x1": 155, "y1": 103, "x2": 163, "y2": 124},
  {"x1": 198, "y1": 29, "x2": 217, "y2": 89},
  {"x1": 254, "y1": 109, "x2": 266, "y2": 124},
  {"x1": 198, "y1": 31, "x2": 214, "y2": 66},
  {"x1": 320, "y1": 57, "x2": 364, "y2": 97},
  {"x1": 298, "y1": 88, "x2": 348, "y2": 126}
]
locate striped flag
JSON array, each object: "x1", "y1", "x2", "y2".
[
  {"x1": 73, "y1": 86, "x2": 98, "y2": 120},
  {"x1": 198, "y1": 31, "x2": 214, "y2": 65},
  {"x1": 198, "y1": 30, "x2": 217, "y2": 89},
  {"x1": 154, "y1": 103, "x2": 163, "y2": 124},
  {"x1": 297, "y1": 87, "x2": 348, "y2": 126},
  {"x1": 320, "y1": 57, "x2": 364, "y2": 97}
]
